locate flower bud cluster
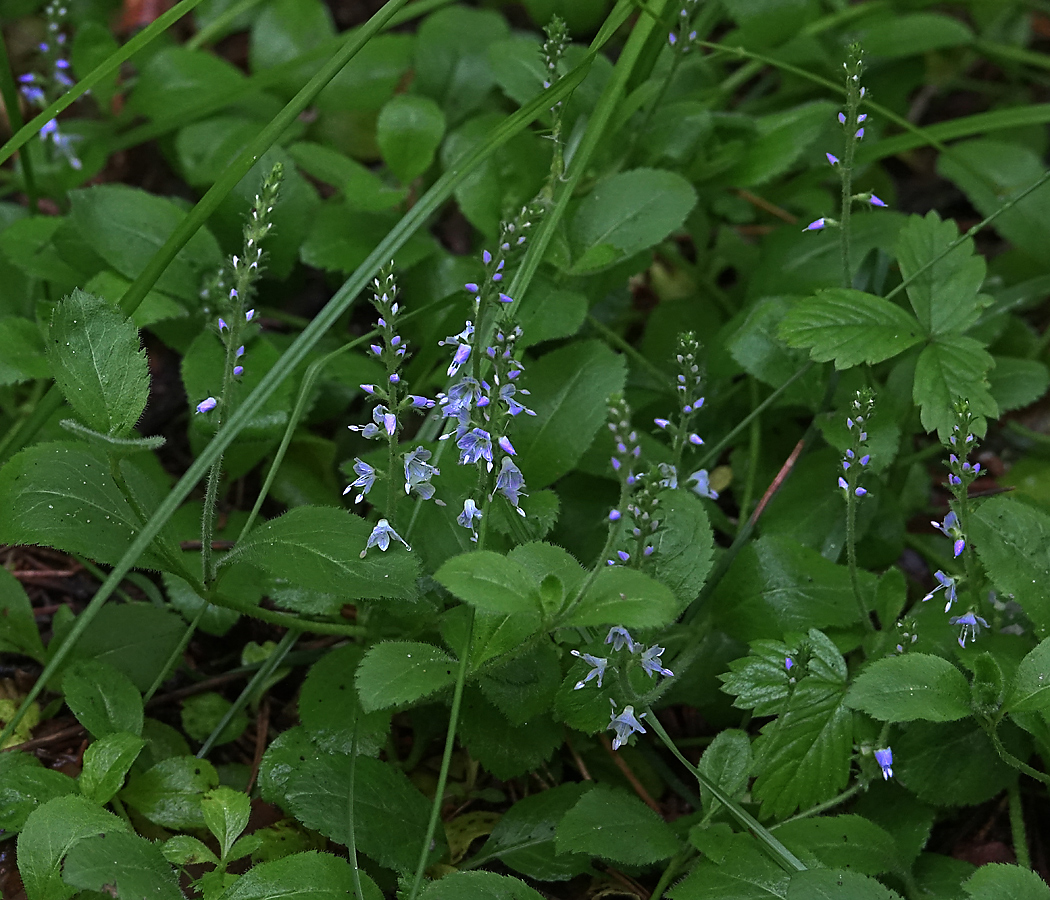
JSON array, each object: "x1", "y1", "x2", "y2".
[
  {"x1": 195, "y1": 165, "x2": 282, "y2": 418},
  {"x1": 346, "y1": 266, "x2": 437, "y2": 505},
  {"x1": 667, "y1": 0, "x2": 701, "y2": 52},
  {"x1": 608, "y1": 468, "x2": 661, "y2": 567},
  {"x1": 837, "y1": 390, "x2": 873, "y2": 499},
  {"x1": 19, "y1": 1, "x2": 81, "y2": 170},
  {"x1": 805, "y1": 45, "x2": 886, "y2": 233},
  {"x1": 541, "y1": 14, "x2": 570, "y2": 101},
  {"x1": 921, "y1": 400, "x2": 988, "y2": 648}
]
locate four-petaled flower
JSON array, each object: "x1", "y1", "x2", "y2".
[
  {"x1": 458, "y1": 428, "x2": 494, "y2": 470},
  {"x1": 874, "y1": 747, "x2": 893, "y2": 780},
  {"x1": 950, "y1": 611, "x2": 988, "y2": 647},
  {"x1": 403, "y1": 446, "x2": 439, "y2": 499},
  {"x1": 343, "y1": 458, "x2": 376, "y2": 503},
  {"x1": 361, "y1": 518, "x2": 410, "y2": 556},
  {"x1": 456, "y1": 498, "x2": 483, "y2": 542},
  {"x1": 570, "y1": 651, "x2": 609, "y2": 690},
  {"x1": 687, "y1": 469, "x2": 718, "y2": 500},
  {"x1": 922, "y1": 570, "x2": 958, "y2": 612},
  {"x1": 605, "y1": 626, "x2": 637, "y2": 653},
  {"x1": 639, "y1": 645, "x2": 673, "y2": 679},
  {"x1": 494, "y1": 456, "x2": 527, "y2": 512},
  {"x1": 931, "y1": 511, "x2": 965, "y2": 558},
  {"x1": 608, "y1": 701, "x2": 647, "y2": 750}
]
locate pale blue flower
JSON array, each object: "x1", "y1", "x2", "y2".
[
  {"x1": 457, "y1": 498, "x2": 482, "y2": 542},
  {"x1": 570, "y1": 650, "x2": 608, "y2": 689},
  {"x1": 494, "y1": 456, "x2": 527, "y2": 511},
  {"x1": 344, "y1": 458, "x2": 376, "y2": 504},
  {"x1": 608, "y1": 701, "x2": 647, "y2": 750},
  {"x1": 404, "y1": 446, "x2": 439, "y2": 499},
  {"x1": 639, "y1": 645, "x2": 673, "y2": 679},
  {"x1": 196, "y1": 397, "x2": 217, "y2": 414},
  {"x1": 950, "y1": 612, "x2": 988, "y2": 647},
  {"x1": 687, "y1": 469, "x2": 718, "y2": 500},
  {"x1": 605, "y1": 626, "x2": 637, "y2": 653},
  {"x1": 922, "y1": 570, "x2": 958, "y2": 612},
  {"x1": 874, "y1": 747, "x2": 893, "y2": 780},
  {"x1": 361, "y1": 518, "x2": 410, "y2": 555},
  {"x1": 657, "y1": 463, "x2": 678, "y2": 490},
  {"x1": 932, "y1": 511, "x2": 965, "y2": 558},
  {"x1": 458, "y1": 428, "x2": 493, "y2": 470}
]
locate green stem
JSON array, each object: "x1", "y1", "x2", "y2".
[
  {"x1": 1008, "y1": 782, "x2": 1031, "y2": 869},
  {"x1": 953, "y1": 491, "x2": 981, "y2": 613},
  {"x1": 347, "y1": 720, "x2": 368, "y2": 900},
  {"x1": 143, "y1": 604, "x2": 209, "y2": 703},
  {"x1": 775, "y1": 782, "x2": 865, "y2": 825},
  {"x1": 0, "y1": 32, "x2": 37, "y2": 212},
  {"x1": 645, "y1": 711, "x2": 806, "y2": 872},
  {"x1": 586, "y1": 314, "x2": 673, "y2": 392},
  {"x1": 196, "y1": 627, "x2": 298, "y2": 758},
  {"x1": 186, "y1": 0, "x2": 268, "y2": 49},
  {"x1": 987, "y1": 722, "x2": 1050, "y2": 786},
  {"x1": 407, "y1": 611, "x2": 473, "y2": 900},
  {"x1": 738, "y1": 378, "x2": 761, "y2": 531},
  {"x1": 845, "y1": 489, "x2": 872, "y2": 630}
]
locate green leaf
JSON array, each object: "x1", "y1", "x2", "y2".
[
  {"x1": 568, "y1": 168, "x2": 697, "y2": 274},
  {"x1": 435, "y1": 551, "x2": 543, "y2": 616},
  {"x1": 719, "y1": 638, "x2": 795, "y2": 717},
  {"x1": 288, "y1": 142, "x2": 405, "y2": 211},
  {"x1": 298, "y1": 643, "x2": 390, "y2": 756},
  {"x1": 672, "y1": 828, "x2": 788, "y2": 899},
  {"x1": 712, "y1": 536, "x2": 871, "y2": 641},
  {"x1": 0, "y1": 316, "x2": 48, "y2": 385},
  {"x1": 459, "y1": 688, "x2": 562, "y2": 780},
  {"x1": 17, "y1": 794, "x2": 129, "y2": 900},
  {"x1": 161, "y1": 834, "x2": 219, "y2": 867},
  {"x1": 778, "y1": 289, "x2": 923, "y2": 369},
  {"x1": 181, "y1": 692, "x2": 248, "y2": 746},
  {"x1": 202, "y1": 786, "x2": 251, "y2": 860},
  {"x1": 45, "y1": 288, "x2": 150, "y2": 437},
  {"x1": 60, "y1": 602, "x2": 186, "y2": 693},
  {"x1": 479, "y1": 641, "x2": 561, "y2": 726},
  {"x1": 697, "y1": 729, "x2": 752, "y2": 818},
  {"x1": 69, "y1": 184, "x2": 223, "y2": 302},
  {"x1": 846, "y1": 654, "x2": 972, "y2": 723},
  {"x1": 556, "y1": 785, "x2": 679, "y2": 865},
  {"x1": 62, "y1": 831, "x2": 182, "y2": 900},
  {"x1": 1007, "y1": 638, "x2": 1050, "y2": 715},
  {"x1": 0, "y1": 752, "x2": 78, "y2": 833},
  {"x1": 937, "y1": 139, "x2": 1050, "y2": 262},
  {"x1": 776, "y1": 815, "x2": 900, "y2": 876},
  {"x1": 121, "y1": 756, "x2": 219, "y2": 829},
  {"x1": 474, "y1": 783, "x2": 591, "y2": 881},
  {"x1": 895, "y1": 720, "x2": 1019, "y2": 807},
  {"x1": 249, "y1": 0, "x2": 334, "y2": 71},
  {"x1": 512, "y1": 340, "x2": 626, "y2": 489},
  {"x1": 750, "y1": 630, "x2": 853, "y2": 819},
  {"x1": 220, "y1": 851, "x2": 380, "y2": 900},
  {"x1": 563, "y1": 566, "x2": 679, "y2": 629},
  {"x1": 220, "y1": 506, "x2": 420, "y2": 601},
  {"x1": 413, "y1": 6, "x2": 509, "y2": 122},
  {"x1": 355, "y1": 641, "x2": 458, "y2": 712},
  {"x1": 913, "y1": 335, "x2": 997, "y2": 438},
  {"x1": 727, "y1": 101, "x2": 836, "y2": 187},
  {"x1": 963, "y1": 863, "x2": 1050, "y2": 900},
  {"x1": 259, "y1": 730, "x2": 438, "y2": 873},
  {"x1": 79, "y1": 732, "x2": 145, "y2": 805},
  {"x1": 652, "y1": 489, "x2": 714, "y2": 606},
  {"x1": 0, "y1": 441, "x2": 180, "y2": 572},
  {"x1": 859, "y1": 12, "x2": 972, "y2": 59},
  {"x1": 970, "y1": 496, "x2": 1050, "y2": 638},
  {"x1": 377, "y1": 94, "x2": 446, "y2": 182},
  {"x1": 420, "y1": 871, "x2": 546, "y2": 900},
  {"x1": 989, "y1": 357, "x2": 1050, "y2": 413},
  {"x1": 126, "y1": 46, "x2": 246, "y2": 123},
  {"x1": 786, "y1": 869, "x2": 903, "y2": 900},
  {"x1": 0, "y1": 565, "x2": 46, "y2": 662},
  {"x1": 517, "y1": 283, "x2": 588, "y2": 349},
  {"x1": 895, "y1": 211, "x2": 987, "y2": 336},
  {"x1": 62, "y1": 659, "x2": 144, "y2": 738}
]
